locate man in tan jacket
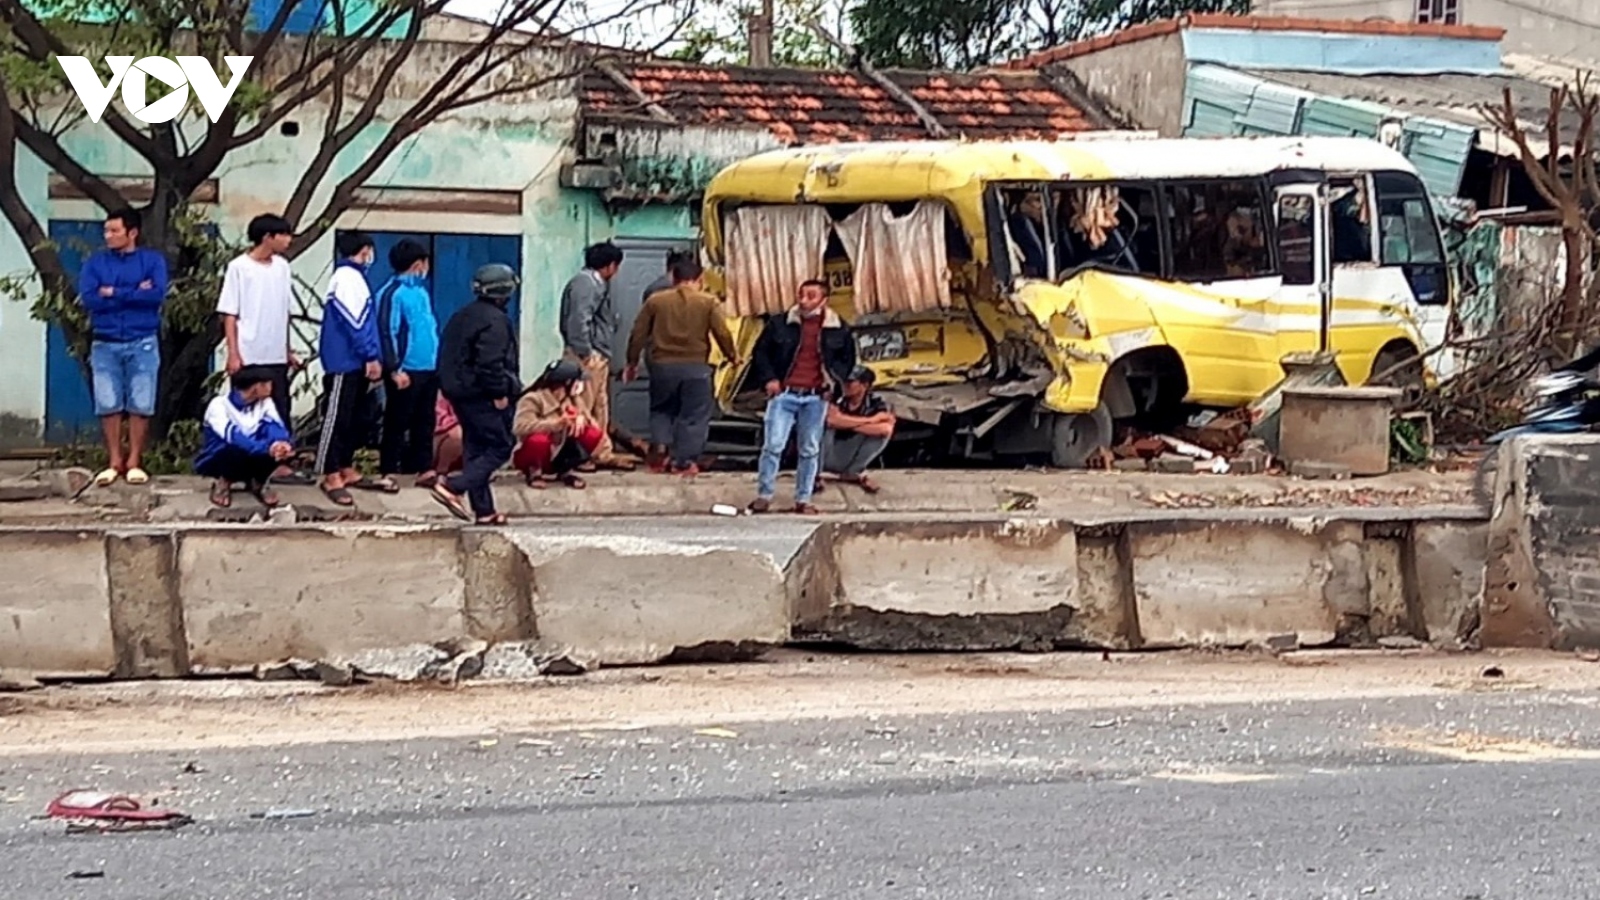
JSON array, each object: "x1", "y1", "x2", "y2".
[{"x1": 623, "y1": 255, "x2": 739, "y2": 476}]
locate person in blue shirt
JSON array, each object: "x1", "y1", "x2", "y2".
[
  {"x1": 195, "y1": 366, "x2": 296, "y2": 509},
  {"x1": 78, "y1": 207, "x2": 169, "y2": 488},
  {"x1": 314, "y1": 230, "x2": 381, "y2": 506},
  {"x1": 375, "y1": 239, "x2": 442, "y2": 490}
]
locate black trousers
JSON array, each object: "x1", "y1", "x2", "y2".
[
  {"x1": 446, "y1": 397, "x2": 514, "y2": 517},
  {"x1": 381, "y1": 370, "x2": 440, "y2": 475},
  {"x1": 648, "y1": 362, "x2": 714, "y2": 467},
  {"x1": 317, "y1": 372, "x2": 367, "y2": 476},
  {"x1": 260, "y1": 363, "x2": 293, "y2": 436},
  {"x1": 196, "y1": 445, "x2": 279, "y2": 487}
]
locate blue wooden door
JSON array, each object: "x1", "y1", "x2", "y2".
[
  {"x1": 44, "y1": 220, "x2": 105, "y2": 443},
  {"x1": 334, "y1": 231, "x2": 521, "y2": 335},
  {"x1": 432, "y1": 233, "x2": 522, "y2": 326}
]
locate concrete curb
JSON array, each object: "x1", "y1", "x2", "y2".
[{"x1": 0, "y1": 507, "x2": 1493, "y2": 680}]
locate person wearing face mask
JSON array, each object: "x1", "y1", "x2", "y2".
[
  {"x1": 315, "y1": 231, "x2": 383, "y2": 506},
  {"x1": 511, "y1": 360, "x2": 602, "y2": 489},
  {"x1": 433, "y1": 263, "x2": 522, "y2": 524}
]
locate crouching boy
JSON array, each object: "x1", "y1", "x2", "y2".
[{"x1": 196, "y1": 366, "x2": 296, "y2": 508}]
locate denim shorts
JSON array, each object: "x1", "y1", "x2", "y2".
[{"x1": 90, "y1": 337, "x2": 160, "y2": 417}]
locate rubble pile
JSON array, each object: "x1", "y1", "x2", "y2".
[{"x1": 1094, "y1": 410, "x2": 1278, "y2": 476}]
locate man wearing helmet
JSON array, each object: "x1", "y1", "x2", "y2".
[{"x1": 433, "y1": 263, "x2": 521, "y2": 524}]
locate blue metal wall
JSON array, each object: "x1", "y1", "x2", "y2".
[
  {"x1": 1183, "y1": 64, "x2": 1475, "y2": 197},
  {"x1": 43, "y1": 220, "x2": 105, "y2": 443}
]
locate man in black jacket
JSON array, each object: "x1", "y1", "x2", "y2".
[
  {"x1": 747, "y1": 279, "x2": 856, "y2": 514},
  {"x1": 433, "y1": 263, "x2": 521, "y2": 524}
]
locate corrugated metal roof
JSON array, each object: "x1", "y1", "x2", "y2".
[
  {"x1": 1185, "y1": 64, "x2": 1473, "y2": 195},
  {"x1": 1247, "y1": 67, "x2": 1582, "y2": 156}
]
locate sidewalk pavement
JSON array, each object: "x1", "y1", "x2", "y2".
[{"x1": 0, "y1": 465, "x2": 1474, "y2": 525}]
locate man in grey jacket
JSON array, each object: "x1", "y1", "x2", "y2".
[{"x1": 559, "y1": 241, "x2": 629, "y2": 469}]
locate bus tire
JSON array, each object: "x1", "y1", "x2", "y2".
[
  {"x1": 1049, "y1": 404, "x2": 1114, "y2": 469},
  {"x1": 1370, "y1": 342, "x2": 1425, "y2": 407}
]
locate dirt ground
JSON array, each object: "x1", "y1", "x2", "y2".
[{"x1": 1, "y1": 649, "x2": 1589, "y2": 757}]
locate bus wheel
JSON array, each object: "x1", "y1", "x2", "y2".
[
  {"x1": 1049, "y1": 405, "x2": 1113, "y2": 469},
  {"x1": 1370, "y1": 344, "x2": 1425, "y2": 407}
]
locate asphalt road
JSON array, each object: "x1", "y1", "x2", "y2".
[{"x1": 4, "y1": 689, "x2": 1599, "y2": 899}]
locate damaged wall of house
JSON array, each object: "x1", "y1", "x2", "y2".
[
  {"x1": 581, "y1": 123, "x2": 783, "y2": 202},
  {"x1": 1049, "y1": 32, "x2": 1189, "y2": 136}
]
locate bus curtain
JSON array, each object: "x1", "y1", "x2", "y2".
[
  {"x1": 724, "y1": 205, "x2": 832, "y2": 317},
  {"x1": 835, "y1": 201, "x2": 952, "y2": 316}
]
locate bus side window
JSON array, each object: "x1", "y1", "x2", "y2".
[
  {"x1": 1166, "y1": 180, "x2": 1272, "y2": 283},
  {"x1": 1002, "y1": 187, "x2": 1052, "y2": 280},
  {"x1": 1373, "y1": 172, "x2": 1445, "y2": 265},
  {"x1": 1276, "y1": 194, "x2": 1315, "y2": 286},
  {"x1": 1330, "y1": 177, "x2": 1374, "y2": 264}
]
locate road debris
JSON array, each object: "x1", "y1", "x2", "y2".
[
  {"x1": 48, "y1": 791, "x2": 192, "y2": 833},
  {"x1": 249, "y1": 808, "x2": 316, "y2": 821},
  {"x1": 694, "y1": 727, "x2": 739, "y2": 739},
  {"x1": 67, "y1": 870, "x2": 106, "y2": 880}
]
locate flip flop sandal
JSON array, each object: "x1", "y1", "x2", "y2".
[
  {"x1": 125, "y1": 467, "x2": 150, "y2": 485},
  {"x1": 430, "y1": 484, "x2": 472, "y2": 521},
  {"x1": 47, "y1": 790, "x2": 191, "y2": 827},
  {"x1": 352, "y1": 477, "x2": 400, "y2": 494},
  {"x1": 209, "y1": 481, "x2": 232, "y2": 508},
  {"x1": 321, "y1": 485, "x2": 355, "y2": 506},
  {"x1": 475, "y1": 513, "x2": 508, "y2": 525},
  {"x1": 559, "y1": 473, "x2": 587, "y2": 490},
  {"x1": 93, "y1": 468, "x2": 119, "y2": 488},
  {"x1": 249, "y1": 482, "x2": 282, "y2": 508},
  {"x1": 415, "y1": 473, "x2": 440, "y2": 489}
]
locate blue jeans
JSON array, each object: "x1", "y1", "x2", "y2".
[
  {"x1": 90, "y1": 336, "x2": 160, "y2": 417},
  {"x1": 757, "y1": 390, "x2": 828, "y2": 504}
]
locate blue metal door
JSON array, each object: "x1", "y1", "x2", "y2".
[{"x1": 43, "y1": 220, "x2": 105, "y2": 443}]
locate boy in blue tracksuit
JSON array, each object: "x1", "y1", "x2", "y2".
[
  {"x1": 375, "y1": 239, "x2": 442, "y2": 489},
  {"x1": 196, "y1": 366, "x2": 295, "y2": 509},
  {"x1": 78, "y1": 207, "x2": 169, "y2": 488},
  {"x1": 315, "y1": 231, "x2": 381, "y2": 505}
]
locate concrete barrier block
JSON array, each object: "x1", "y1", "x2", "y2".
[
  {"x1": 1412, "y1": 520, "x2": 1486, "y2": 648},
  {"x1": 1483, "y1": 437, "x2": 1600, "y2": 648},
  {"x1": 1071, "y1": 529, "x2": 1136, "y2": 649},
  {"x1": 107, "y1": 531, "x2": 189, "y2": 677},
  {"x1": 508, "y1": 534, "x2": 789, "y2": 666},
  {"x1": 459, "y1": 530, "x2": 536, "y2": 642},
  {"x1": 1129, "y1": 519, "x2": 1368, "y2": 648},
  {"x1": 799, "y1": 520, "x2": 1078, "y2": 651},
  {"x1": 178, "y1": 527, "x2": 467, "y2": 670},
  {"x1": 0, "y1": 531, "x2": 113, "y2": 676}
]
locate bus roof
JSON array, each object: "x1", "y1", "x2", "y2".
[{"x1": 703, "y1": 136, "x2": 1421, "y2": 206}]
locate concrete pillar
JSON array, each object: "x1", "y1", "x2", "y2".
[{"x1": 106, "y1": 531, "x2": 189, "y2": 677}]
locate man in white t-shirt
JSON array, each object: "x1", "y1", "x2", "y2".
[{"x1": 217, "y1": 214, "x2": 301, "y2": 482}]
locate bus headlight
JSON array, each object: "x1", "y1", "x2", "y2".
[{"x1": 857, "y1": 328, "x2": 908, "y2": 362}]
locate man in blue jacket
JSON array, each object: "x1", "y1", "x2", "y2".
[
  {"x1": 375, "y1": 239, "x2": 441, "y2": 490},
  {"x1": 78, "y1": 207, "x2": 169, "y2": 488},
  {"x1": 195, "y1": 366, "x2": 296, "y2": 509},
  {"x1": 315, "y1": 231, "x2": 382, "y2": 506}
]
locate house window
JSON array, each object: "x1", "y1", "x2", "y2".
[{"x1": 1416, "y1": 0, "x2": 1460, "y2": 24}]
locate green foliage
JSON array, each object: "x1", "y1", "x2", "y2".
[
  {"x1": 850, "y1": 0, "x2": 1250, "y2": 70},
  {"x1": 50, "y1": 417, "x2": 204, "y2": 476},
  {"x1": 1390, "y1": 417, "x2": 1430, "y2": 466}
]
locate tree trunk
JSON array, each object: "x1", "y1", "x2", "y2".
[{"x1": 1560, "y1": 224, "x2": 1588, "y2": 356}]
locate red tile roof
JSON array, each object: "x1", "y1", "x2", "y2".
[
  {"x1": 580, "y1": 61, "x2": 1101, "y2": 143},
  {"x1": 1007, "y1": 13, "x2": 1506, "y2": 70}
]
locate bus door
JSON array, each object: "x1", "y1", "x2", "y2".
[{"x1": 1271, "y1": 181, "x2": 1333, "y2": 363}]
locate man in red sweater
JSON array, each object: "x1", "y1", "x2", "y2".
[{"x1": 746, "y1": 280, "x2": 856, "y2": 514}]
